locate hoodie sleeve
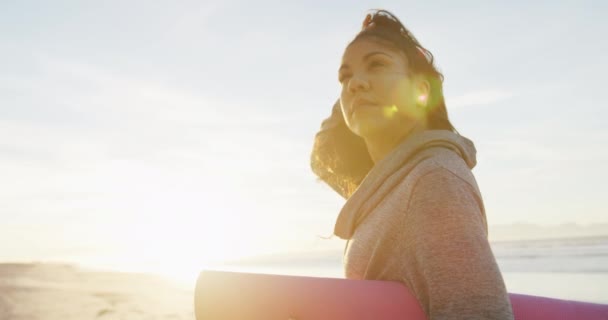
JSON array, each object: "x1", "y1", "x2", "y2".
[{"x1": 398, "y1": 167, "x2": 514, "y2": 320}]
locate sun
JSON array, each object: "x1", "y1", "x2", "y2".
[{"x1": 102, "y1": 211, "x2": 271, "y2": 288}]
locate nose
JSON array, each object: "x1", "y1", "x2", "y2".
[{"x1": 347, "y1": 75, "x2": 370, "y2": 93}]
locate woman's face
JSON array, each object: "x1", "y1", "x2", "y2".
[{"x1": 338, "y1": 38, "x2": 428, "y2": 140}]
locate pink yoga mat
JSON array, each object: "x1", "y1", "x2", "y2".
[{"x1": 194, "y1": 270, "x2": 608, "y2": 320}]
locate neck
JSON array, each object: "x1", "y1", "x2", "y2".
[{"x1": 364, "y1": 122, "x2": 426, "y2": 163}]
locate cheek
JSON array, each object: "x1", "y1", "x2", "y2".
[
  {"x1": 340, "y1": 85, "x2": 355, "y2": 108},
  {"x1": 340, "y1": 86, "x2": 349, "y2": 104},
  {"x1": 380, "y1": 78, "x2": 422, "y2": 120},
  {"x1": 339, "y1": 88, "x2": 352, "y2": 121},
  {"x1": 376, "y1": 77, "x2": 410, "y2": 105}
]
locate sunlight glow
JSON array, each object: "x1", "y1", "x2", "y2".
[
  {"x1": 80, "y1": 164, "x2": 275, "y2": 287},
  {"x1": 418, "y1": 95, "x2": 427, "y2": 105},
  {"x1": 383, "y1": 105, "x2": 399, "y2": 118}
]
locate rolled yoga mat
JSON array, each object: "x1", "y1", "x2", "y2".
[{"x1": 194, "y1": 270, "x2": 608, "y2": 320}]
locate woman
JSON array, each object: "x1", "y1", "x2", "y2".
[{"x1": 310, "y1": 10, "x2": 514, "y2": 320}]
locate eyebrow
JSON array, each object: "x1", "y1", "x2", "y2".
[{"x1": 339, "y1": 51, "x2": 393, "y2": 72}]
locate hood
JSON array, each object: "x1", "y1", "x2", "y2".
[{"x1": 334, "y1": 130, "x2": 477, "y2": 239}]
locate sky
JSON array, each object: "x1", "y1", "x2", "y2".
[{"x1": 1, "y1": 1, "x2": 607, "y2": 278}]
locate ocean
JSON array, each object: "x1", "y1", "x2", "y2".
[
  {"x1": 492, "y1": 236, "x2": 608, "y2": 303},
  {"x1": 1, "y1": 236, "x2": 606, "y2": 319}
]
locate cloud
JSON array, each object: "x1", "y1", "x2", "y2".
[
  {"x1": 1, "y1": 55, "x2": 301, "y2": 161},
  {"x1": 0, "y1": 55, "x2": 312, "y2": 227},
  {"x1": 448, "y1": 89, "x2": 514, "y2": 109},
  {"x1": 31, "y1": 56, "x2": 237, "y2": 125}
]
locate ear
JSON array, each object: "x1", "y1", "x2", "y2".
[{"x1": 414, "y1": 78, "x2": 431, "y2": 108}]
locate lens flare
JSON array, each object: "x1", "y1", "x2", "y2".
[
  {"x1": 418, "y1": 95, "x2": 427, "y2": 104},
  {"x1": 383, "y1": 105, "x2": 399, "y2": 118}
]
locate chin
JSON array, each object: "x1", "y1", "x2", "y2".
[{"x1": 350, "y1": 121, "x2": 393, "y2": 140}]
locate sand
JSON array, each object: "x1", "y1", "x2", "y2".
[{"x1": 0, "y1": 263, "x2": 194, "y2": 320}]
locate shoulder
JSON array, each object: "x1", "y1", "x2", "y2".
[
  {"x1": 407, "y1": 147, "x2": 481, "y2": 197},
  {"x1": 401, "y1": 154, "x2": 489, "y2": 234},
  {"x1": 387, "y1": 147, "x2": 487, "y2": 224},
  {"x1": 380, "y1": 147, "x2": 483, "y2": 213}
]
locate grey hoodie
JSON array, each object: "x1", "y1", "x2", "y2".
[{"x1": 334, "y1": 130, "x2": 514, "y2": 320}]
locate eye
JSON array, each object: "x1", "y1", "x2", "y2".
[{"x1": 369, "y1": 60, "x2": 387, "y2": 69}]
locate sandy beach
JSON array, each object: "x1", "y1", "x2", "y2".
[
  {"x1": 0, "y1": 263, "x2": 194, "y2": 320},
  {"x1": 2, "y1": 236, "x2": 607, "y2": 319}
]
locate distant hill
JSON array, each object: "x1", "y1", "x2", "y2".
[{"x1": 488, "y1": 222, "x2": 608, "y2": 242}]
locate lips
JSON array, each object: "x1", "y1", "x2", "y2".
[{"x1": 351, "y1": 98, "x2": 378, "y2": 115}]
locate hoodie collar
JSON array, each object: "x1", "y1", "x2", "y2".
[{"x1": 334, "y1": 130, "x2": 477, "y2": 239}]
